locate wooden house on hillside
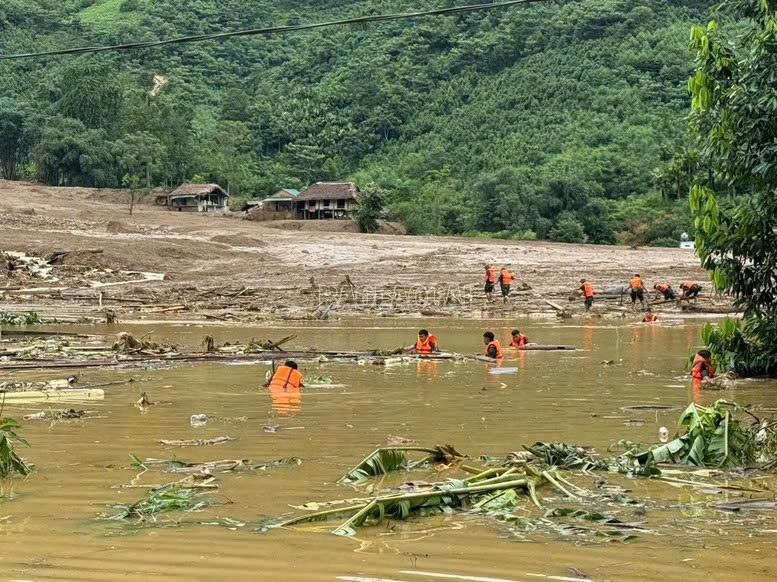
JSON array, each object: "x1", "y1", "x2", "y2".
[
  {"x1": 262, "y1": 189, "x2": 300, "y2": 213},
  {"x1": 163, "y1": 184, "x2": 230, "y2": 213},
  {"x1": 295, "y1": 182, "x2": 359, "y2": 220}
]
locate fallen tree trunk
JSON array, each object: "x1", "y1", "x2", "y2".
[{"x1": 513, "y1": 345, "x2": 576, "y2": 351}]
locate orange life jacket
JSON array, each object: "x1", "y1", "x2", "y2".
[
  {"x1": 269, "y1": 365, "x2": 303, "y2": 391},
  {"x1": 581, "y1": 282, "x2": 594, "y2": 297},
  {"x1": 656, "y1": 284, "x2": 669, "y2": 293},
  {"x1": 682, "y1": 281, "x2": 694, "y2": 290},
  {"x1": 510, "y1": 334, "x2": 528, "y2": 347},
  {"x1": 486, "y1": 267, "x2": 496, "y2": 283},
  {"x1": 415, "y1": 335, "x2": 438, "y2": 354},
  {"x1": 485, "y1": 340, "x2": 503, "y2": 359},
  {"x1": 500, "y1": 269, "x2": 513, "y2": 285},
  {"x1": 691, "y1": 354, "x2": 715, "y2": 380},
  {"x1": 630, "y1": 277, "x2": 643, "y2": 290},
  {"x1": 643, "y1": 313, "x2": 657, "y2": 323}
]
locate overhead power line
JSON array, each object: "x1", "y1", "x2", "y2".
[{"x1": 0, "y1": 0, "x2": 553, "y2": 61}]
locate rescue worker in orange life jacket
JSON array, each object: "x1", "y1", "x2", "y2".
[
  {"x1": 579, "y1": 279, "x2": 595, "y2": 312},
  {"x1": 264, "y1": 360, "x2": 304, "y2": 414},
  {"x1": 483, "y1": 331, "x2": 503, "y2": 359},
  {"x1": 629, "y1": 274, "x2": 647, "y2": 308},
  {"x1": 680, "y1": 281, "x2": 702, "y2": 301},
  {"x1": 691, "y1": 350, "x2": 715, "y2": 381},
  {"x1": 510, "y1": 329, "x2": 529, "y2": 347},
  {"x1": 405, "y1": 329, "x2": 439, "y2": 354},
  {"x1": 264, "y1": 360, "x2": 304, "y2": 389},
  {"x1": 484, "y1": 264, "x2": 497, "y2": 303},
  {"x1": 642, "y1": 307, "x2": 657, "y2": 323},
  {"x1": 653, "y1": 283, "x2": 676, "y2": 301},
  {"x1": 498, "y1": 267, "x2": 513, "y2": 304}
]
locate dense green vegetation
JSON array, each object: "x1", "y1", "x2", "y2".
[
  {"x1": 689, "y1": 0, "x2": 777, "y2": 376},
  {"x1": 0, "y1": 0, "x2": 711, "y2": 242}
]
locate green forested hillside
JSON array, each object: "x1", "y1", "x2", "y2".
[{"x1": 0, "y1": 0, "x2": 712, "y2": 242}]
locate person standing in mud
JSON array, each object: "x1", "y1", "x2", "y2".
[
  {"x1": 498, "y1": 266, "x2": 513, "y2": 304},
  {"x1": 579, "y1": 279, "x2": 595, "y2": 312},
  {"x1": 629, "y1": 274, "x2": 647, "y2": 309},
  {"x1": 484, "y1": 264, "x2": 496, "y2": 303}
]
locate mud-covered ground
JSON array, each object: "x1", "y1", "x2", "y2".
[{"x1": 0, "y1": 180, "x2": 728, "y2": 321}]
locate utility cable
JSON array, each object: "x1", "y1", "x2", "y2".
[{"x1": 0, "y1": 0, "x2": 554, "y2": 60}]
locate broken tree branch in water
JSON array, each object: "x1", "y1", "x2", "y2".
[{"x1": 158, "y1": 436, "x2": 235, "y2": 447}]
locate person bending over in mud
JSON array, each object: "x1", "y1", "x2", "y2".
[
  {"x1": 404, "y1": 329, "x2": 439, "y2": 354},
  {"x1": 653, "y1": 283, "x2": 675, "y2": 301},
  {"x1": 680, "y1": 281, "x2": 702, "y2": 301}
]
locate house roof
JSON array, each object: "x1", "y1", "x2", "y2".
[
  {"x1": 169, "y1": 183, "x2": 229, "y2": 199},
  {"x1": 263, "y1": 188, "x2": 300, "y2": 202},
  {"x1": 295, "y1": 182, "x2": 359, "y2": 202}
]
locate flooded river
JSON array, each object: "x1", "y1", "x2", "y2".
[{"x1": 1, "y1": 318, "x2": 776, "y2": 581}]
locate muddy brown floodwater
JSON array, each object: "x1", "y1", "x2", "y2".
[{"x1": 1, "y1": 318, "x2": 776, "y2": 581}]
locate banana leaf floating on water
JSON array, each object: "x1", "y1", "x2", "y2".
[
  {"x1": 268, "y1": 448, "x2": 645, "y2": 539},
  {"x1": 337, "y1": 445, "x2": 464, "y2": 484}
]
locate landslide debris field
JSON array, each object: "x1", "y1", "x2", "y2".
[{"x1": 0, "y1": 180, "x2": 720, "y2": 321}]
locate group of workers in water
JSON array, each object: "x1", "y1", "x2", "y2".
[
  {"x1": 403, "y1": 328, "x2": 529, "y2": 359},
  {"x1": 265, "y1": 270, "x2": 714, "y2": 412},
  {"x1": 265, "y1": 327, "x2": 531, "y2": 400},
  {"x1": 266, "y1": 331, "x2": 718, "y2": 414}
]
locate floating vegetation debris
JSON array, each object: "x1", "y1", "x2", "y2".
[
  {"x1": 23, "y1": 408, "x2": 91, "y2": 421},
  {"x1": 268, "y1": 456, "x2": 639, "y2": 541},
  {"x1": 265, "y1": 402, "x2": 777, "y2": 541},
  {"x1": 130, "y1": 454, "x2": 301, "y2": 474},
  {"x1": 0, "y1": 377, "x2": 77, "y2": 392},
  {"x1": 338, "y1": 445, "x2": 464, "y2": 484},
  {"x1": 369, "y1": 348, "x2": 403, "y2": 357},
  {"x1": 158, "y1": 436, "x2": 235, "y2": 447},
  {"x1": 108, "y1": 487, "x2": 211, "y2": 521},
  {"x1": 0, "y1": 311, "x2": 41, "y2": 326},
  {"x1": 304, "y1": 375, "x2": 334, "y2": 385},
  {"x1": 217, "y1": 334, "x2": 298, "y2": 354},
  {"x1": 113, "y1": 332, "x2": 176, "y2": 355}
]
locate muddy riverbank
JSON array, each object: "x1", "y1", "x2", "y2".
[{"x1": 0, "y1": 180, "x2": 729, "y2": 322}]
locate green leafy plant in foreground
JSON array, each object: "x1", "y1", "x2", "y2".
[
  {"x1": 688, "y1": 1, "x2": 777, "y2": 377},
  {"x1": 0, "y1": 418, "x2": 32, "y2": 478},
  {"x1": 631, "y1": 400, "x2": 755, "y2": 470}
]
